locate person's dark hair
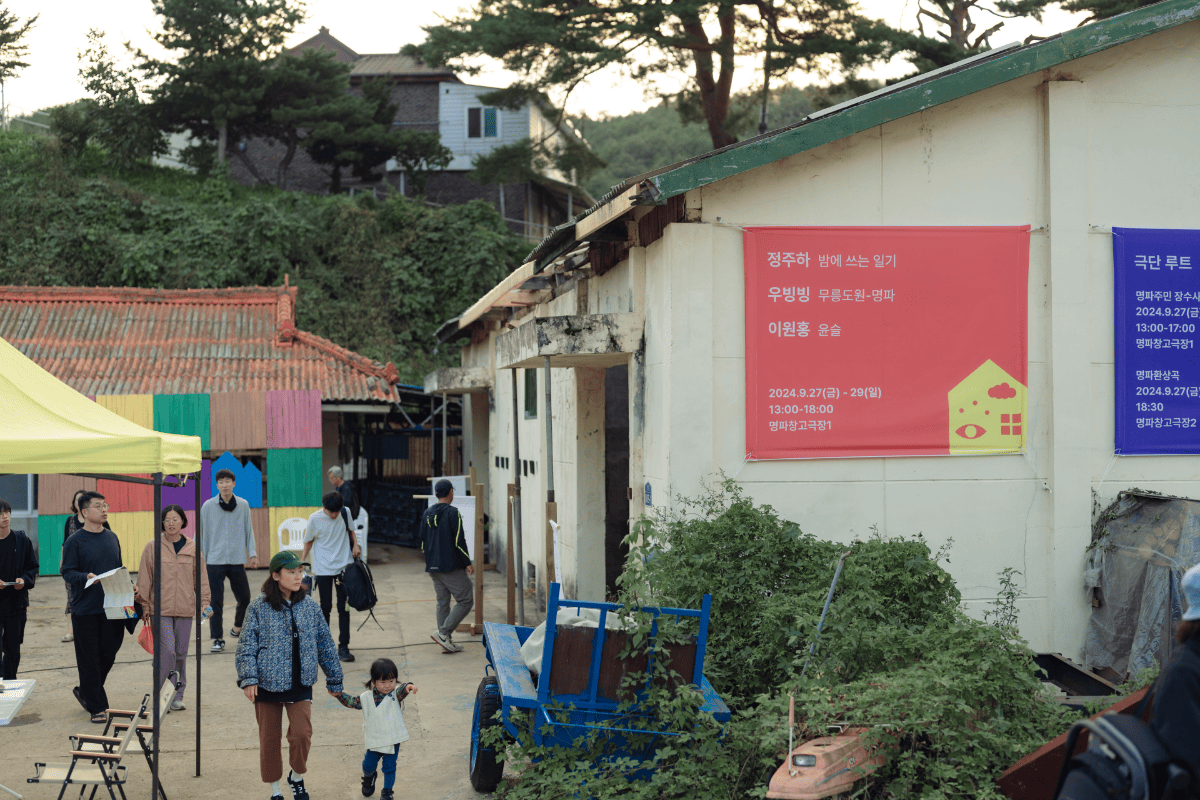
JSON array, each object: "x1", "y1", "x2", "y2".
[
  {"x1": 71, "y1": 490, "x2": 87, "y2": 514},
  {"x1": 1178, "y1": 619, "x2": 1200, "y2": 644},
  {"x1": 261, "y1": 572, "x2": 308, "y2": 611},
  {"x1": 161, "y1": 505, "x2": 189, "y2": 530},
  {"x1": 365, "y1": 658, "x2": 399, "y2": 689},
  {"x1": 78, "y1": 491, "x2": 106, "y2": 511},
  {"x1": 215, "y1": 469, "x2": 236, "y2": 483},
  {"x1": 0, "y1": 499, "x2": 10, "y2": 515},
  {"x1": 322, "y1": 491, "x2": 344, "y2": 513},
  {"x1": 434, "y1": 479, "x2": 453, "y2": 499}
]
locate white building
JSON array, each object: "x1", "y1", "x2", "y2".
[{"x1": 426, "y1": 0, "x2": 1200, "y2": 658}]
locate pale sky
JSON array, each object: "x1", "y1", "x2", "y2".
[{"x1": 1, "y1": 0, "x2": 1086, "y2": 122}]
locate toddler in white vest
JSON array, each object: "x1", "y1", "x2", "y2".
[{"x1": 335, "y1": 658, "x2": 417, "y2": 800}]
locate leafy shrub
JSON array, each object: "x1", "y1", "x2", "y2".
[
  {"x1": 0, "y1": 130, "x2": 529, "y2": 382},
  {"x1": 484, "y1": 482, "x2": 1079, "y2": 800}
]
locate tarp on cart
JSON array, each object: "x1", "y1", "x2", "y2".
[
  {"x1": 0, "y1": 336, "x2": 201, "y2": 474},
  {"x1": 1080, "y1": 491, "x2": 1200, "y2": 678}
]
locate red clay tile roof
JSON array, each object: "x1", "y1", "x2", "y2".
[{"x1": 0, "y1": 281, "x2": 400, "y2": 403}]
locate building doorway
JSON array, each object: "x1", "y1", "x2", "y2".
[{"x1": 604, "y1": 364, "x2": 630, "y2": 597}]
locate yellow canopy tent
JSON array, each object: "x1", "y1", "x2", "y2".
[
  {"x1": 0, "y1": 335, "x2": 202, "y2": 798},
  {"x1": 0, "y1": 336, "x2": 200, "y2": 474}
]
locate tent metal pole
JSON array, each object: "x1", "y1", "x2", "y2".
[
  {"x1": 152, "y1": 473, "x2": 162, "y2": 800},
  {"x1": 194, "y1": 472, "x2": 202, "y2": 776}
]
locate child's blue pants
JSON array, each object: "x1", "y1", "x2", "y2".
[{"x1": 363, "y1": 745, "x2": 399, "y2": 790}]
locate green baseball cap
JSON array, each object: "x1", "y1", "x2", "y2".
[{"x1": 269, "y1": 551, "x2": 310, "y2": 572}]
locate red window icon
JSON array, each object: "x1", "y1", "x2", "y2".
[{"x1": 1000, "y1": 413, "x2": 1022, "y2": 436}]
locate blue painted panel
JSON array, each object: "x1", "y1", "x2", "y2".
[{"x1": 210, "y1": 451, "x2": 264, "y2": 508}]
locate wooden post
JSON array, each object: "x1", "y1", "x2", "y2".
[
  {"x1": 545, "y1": 501, "x2": 557, "y2": 600},
  {"x1": 506, "y1": 483, "x2": 516, "y2": 624},
  {"x1": 472, "y1": 482, "x2": 485, "y2": 634}
]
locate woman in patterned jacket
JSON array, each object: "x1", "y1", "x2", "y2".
[{"x1": 236, "y1": 551, "x2": 343, "y2": 800}]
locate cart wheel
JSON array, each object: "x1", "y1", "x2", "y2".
[{"x1": 469, "y1": 676, "x2": 504, "y2": 792}]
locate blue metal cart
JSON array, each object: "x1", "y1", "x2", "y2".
[{"x1": 468, "y1": 582, "x2": 731, "y2": 792}]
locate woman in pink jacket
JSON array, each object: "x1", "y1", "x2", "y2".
[{"x1": 137, "y1": 505, "x2": 212, "y2": 711}]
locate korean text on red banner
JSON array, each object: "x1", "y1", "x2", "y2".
[{"x1": 743, "y1": 226, "x2": 1030, "y2": 460}]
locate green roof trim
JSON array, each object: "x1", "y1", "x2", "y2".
[{"x1": 651, "y1": 0, "x2": 1200, "y2": 200}]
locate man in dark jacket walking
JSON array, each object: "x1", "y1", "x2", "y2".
[
  {"x1": 419, "y1": 480, "x2": 473, "y2": 653},
  {"x1": 0, "y1": 498, "x2": 38, "y2": 679}
]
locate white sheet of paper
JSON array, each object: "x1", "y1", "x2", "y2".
[
  {"x1": 429, "y1": 475, "x2": 469, "y2": 499},
  {"x1": 427, "y1": 495, "x2": 476, "y2": 560},
  {"x1": 87, "y1": 567, "x2": 137, "y2": 620},
  {"x1": 84, "y1": 567, "x2": 122, "y2": 589}
]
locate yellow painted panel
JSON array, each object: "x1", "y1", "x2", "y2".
[
  {"x1": 268, "y1": 507, "x2": 319, "y2": 559},
  {"x1": 107, "y1": 511, "x2": 156, "y2": 572},
  {"x1": 96, "y1": 395, "x2": 154, "y2": 430}
]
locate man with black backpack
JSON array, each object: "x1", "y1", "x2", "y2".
[
  {"x1": 302, "y1": 492, "x2": 360, "y2": 663},
  {"x1": 419, "y1": 480, "x2": 474, "y2": 654}
]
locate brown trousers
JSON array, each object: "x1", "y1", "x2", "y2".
[{"x1": 254, "y1": 700, "x2": 313, "y2": 782}]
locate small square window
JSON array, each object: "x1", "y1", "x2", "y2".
[{"x1": 468, "y1": 107, "x2": 499, "y2": 139}]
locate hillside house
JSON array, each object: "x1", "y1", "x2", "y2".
[{"x1": 228, "y1": 27, "x2": 594, "y2": 241}]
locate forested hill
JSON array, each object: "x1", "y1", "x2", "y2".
[
  {"x1": 574, "y1": 84, "x2": 846, "y2": 199},
  {"x1": 0, "y1": 132, "x2": 529, "y2": 384}
]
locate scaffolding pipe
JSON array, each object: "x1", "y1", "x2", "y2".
[{"x1": 511, "y1": 369, "x2": 525, "y2": 625}]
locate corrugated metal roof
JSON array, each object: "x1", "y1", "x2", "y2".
[
  {"x1": 0, "y1": 284, "x2": 400, "y2": 403},
  {"x1": 350, "y1": 54, "x2": 454, "y2": 77}
]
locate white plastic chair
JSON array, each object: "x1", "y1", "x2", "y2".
[
  {"x1": 277, "y1": 518, "x2": 308, "y2": 554},
  {"x1": 353, "y1": 508, "x2": 368, "y2": 562}
]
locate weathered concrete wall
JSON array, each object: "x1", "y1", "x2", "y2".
[{"x1": 460, "y1": 20, "x2": 1200, "y2": 656}]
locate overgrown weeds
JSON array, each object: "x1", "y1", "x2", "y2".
[{"x1": 484, "y1": 480, "x2": 1080, "y2": 799}]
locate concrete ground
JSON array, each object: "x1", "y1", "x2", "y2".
[{"x1": 3, "y1": 545, "x2": 543, "y2": 800}]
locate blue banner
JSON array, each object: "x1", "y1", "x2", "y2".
[{"x1": 1114, "y1": 227, "x2": 1200, "y2": 454}]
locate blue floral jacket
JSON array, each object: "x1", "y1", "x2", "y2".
[{"x1": 235, "y1": 594, "x2": 343, "y2": 694}]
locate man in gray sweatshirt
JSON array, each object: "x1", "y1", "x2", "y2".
[{"x1": 198, "y1": 468, "x2": 258, "y2": 653}]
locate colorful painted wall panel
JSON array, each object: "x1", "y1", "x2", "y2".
[
  {"x1": 210, "y1": 452, "x2": 263, "y2": 507},
  {"x1": 265, "y1": 448, "x2": 322, "y2": 507},
  {"x1": 107, "y1": 511, "x2": 156, "y2": 572},
  {"x1": 163, "y1": 460, "x2": 211, "y2": 512},
  {"x1": 38, "y1": 514, "x2": 71, "y2": 575},
  {"x1": 38, "y1": 475, "x2": 97, "y2": 516},
  {"x1": 210, "y1": 391, "x2": 268, "y2": 451},
  {"x1": 154, "y1": 394, "x2": 211, "y2": 451},
  {"x1": 96, "y1": 395, "x2": 153, "y2": 429},
  {"x1": 266, "y1": 390, "x2": 321, "y2": 448},
  {"x1": 249, "y1": 507, "x2": 270, "y2": 569},
  {"x1": 97, "y1": 475, "x2": 154, "y2": 513},
  {"x1": 268, "y1": 507, "x2": 320, "y2": 559}
]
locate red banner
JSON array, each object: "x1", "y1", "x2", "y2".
[{"x1": 744, "y1": 226, "x2": 1029, "y2": 460}]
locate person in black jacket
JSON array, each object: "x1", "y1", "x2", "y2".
[
  {"x1": 61, "y1": 491, "x2": 136, "y2": 722},
  {"x1": 1151, "y1": 563, "x2": 1200, "y2": 796},
  {"x1": 418, "y1": 480, "x2": 473, "y2": 653},
  {"x1": 0, "y1": 499, "x2": 38, "y2": 679}
]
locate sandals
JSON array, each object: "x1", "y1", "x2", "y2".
[{"x1": 90, "y1": 711, "x2": 108, "y2": 724}]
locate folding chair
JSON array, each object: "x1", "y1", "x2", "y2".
[
  {"x1": 84, "y1": 672, "x2": 178, "y2": 800},
  {"x1": 28, "y1": 692, "x2": 150, "y2": 800}
]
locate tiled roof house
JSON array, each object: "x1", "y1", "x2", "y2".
[{"x1": 0, "y1": 281, "x2": 400, "y2": 402}]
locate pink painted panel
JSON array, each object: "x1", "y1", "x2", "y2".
[
  {"x1": 39, "y1": 474, "x2": 98, "y2": 515},
  {"x1": 265, "y1": 390, "x2": 321, "y2": 449}
]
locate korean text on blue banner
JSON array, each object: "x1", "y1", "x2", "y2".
[{"x1": 1114, "y1": 227, "x2": 1200, "y2": 454}]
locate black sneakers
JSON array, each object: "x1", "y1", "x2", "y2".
[
  {"x1": 338, "y1": 645, "x2": 355, "y2": 663},
  {"x1": 210, "y1": 639, "x2": 225, "y2": 653},
  {"x1": 287, "y1": 772, "x2": 309, "y2": 800},
  {"x1": 379, "y1": 789, "x2": 393, "y2": 800},
  {"x1": 361, "y1": 771, "x2": 376, "y2": 797}
]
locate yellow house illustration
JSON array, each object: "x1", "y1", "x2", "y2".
[{"x1": 947, "y1": 360, "x2": 1026, "y2": 455}]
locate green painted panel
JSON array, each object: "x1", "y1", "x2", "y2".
[
  {"x1": 38, "y1": 514, "x2": 70, "y2": 576},
  {"x1": 265, "y1": 449, "x2": 323, "y2": 508},
  {"x1": 153, "y1": 394, "x2": 211, "y2": 451}
]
